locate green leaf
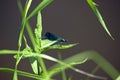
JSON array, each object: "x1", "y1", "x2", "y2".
[
  {"x1": 47, "y1": 43, "x2": 78, "y2": 50},
  {"x1": 42, "y1": 43, "x2": 78, "y2": 52},
  {"x1": 48, "y1": 54, "x2": 88, "y2": 77},
  {"x1": 25, "y1": 21, "x2": 37, "y2": 50},
  {"x1": 58, "y1": 50, "x2": 119, "y2": 80},
  {"x1": 18, "y1": 0, "x2": 32, "y2": 48},
  {"x1": 27, "y1": 53, "x2": 87, "y2": 78},
  {"x1": 24, "y1": 46, "x2": 39, "y2": 74},
  {"x1": 27, "y1": 0, "x2": 53, "y2": 20},
  {"x1": 87, "y1": 0, "x2": 114, "y2": 40},
  {"x1": 35, "y1": 11, "x2": 42, "y2": 49},
  {"x1": 29, "y1": 58, "x2": 38, "y2": 74},
  {"x1": 36, "y1": 11, "x2": 42, "y2": 39},
  {"x1": 17, "y1": 0, "x2": 39, "y2": 75},
  {"x1": 116, "y1": 75, "x2": 120, "y2": 80},
  {"x1": 0, "y1": 68, "x2": 42, "y2": 79},
  {"x1": 20, "y1": 53, "x2": 87, "y2": 73},
  {"x1": 49, "y1": 51, "x2": 110, "y2": 80},
  {"x1": 23, "y1": 0, "x2": 32, "y2": 19},
  {"x1": 41, "y1": 39, "x2": 57, "y2": 49},
  {"x1": 17, "y1": 0, "x2": 37, "y2": 49},
  {"x1": 17, "y1": 0, "x2": 23, "y2": 15}
]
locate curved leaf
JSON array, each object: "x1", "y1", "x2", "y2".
[{"x1": 57, "y1": 50, "x2": 119, "y2": 80}]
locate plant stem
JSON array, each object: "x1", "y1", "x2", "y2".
[{"x1": 37, "y1": 56, "x2": 48, "y2": 77}]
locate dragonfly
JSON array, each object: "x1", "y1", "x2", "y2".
[{"x1": 42, "y1": 32, "x2": 67, "y2": 42}]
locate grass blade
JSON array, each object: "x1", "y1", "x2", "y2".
[
  {"x1": 87, "y1": 51, "x2": 119, "y2": 79},
  {"x1": 18, "y1": 0, "x2": 32, "y2": 47},
  {"x1": 49, "y1": 50, "x2": 119, "y2": 80},
  {"x1": 17, "y1": 0, "x2": 40, "y2": 75},
  {"x1": 18, "y1": 0, "x2": 38, "y2": 74},
  {"x1": 17, "y1": 0, "x2": 36, "y2": 48},
  {"x1": 27, "y1": 0, "x2": 53, "y2": 20},
  {"x1": 59, "y1": 50, "x2": 119, "y2": 80},
  {"x1": 58, "y1": 54, "x2": 67, "y2": 80},
  {"x1": 87, "y1": 0, "x2": 114, "y2": 40}
]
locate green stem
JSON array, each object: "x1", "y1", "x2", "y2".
[
  {"x1": 86, "y1": 65, "x2": 100, "y2": 80},
  {"x1": 37, "y1": 56, "x2": 48, "y2": 76},
  {"x1": 13, "y1": 46, "x2": 21, "y2": 80},
  {"x1": 0, "y1": 67, "x2": 42, "y2": 79},
  {"x1": 58, "y1": 54, "x2": 67, "y2": 80},
  {"x1": 25, "y1": 21, "x2": 37, "y2": 50}
]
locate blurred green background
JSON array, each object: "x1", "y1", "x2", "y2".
[{"x1": 0, "y1": 0, "x2": 120, "y2": 80}]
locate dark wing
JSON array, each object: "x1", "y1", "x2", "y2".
[{"x1": 42, "y1": 32, "x2": 67, "y2": 42}]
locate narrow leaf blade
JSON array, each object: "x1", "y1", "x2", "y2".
[
  {"x1": 27, "y1": 0, "x2": 53, "y2": 20},
  {"x1": 42, "y1": 43, "x2": 78, "y2": 52},
  {"x1": 18, "y1": 0, "x2": 32, "y2": 47},
  {"x1": 87, "y1": 0, "x2": 114, "y2": 40},
  {"x1": 48, "y1": 43, "x2": 78, "y2": 50}
]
